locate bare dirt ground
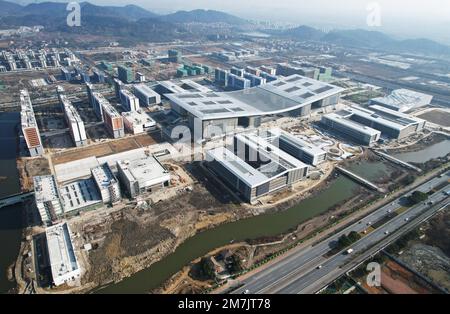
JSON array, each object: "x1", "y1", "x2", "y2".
[
  {"x1": 65, "y1": 163, "x2": 248, "y2": 292},
  {"x1": 361, "y1": 260, "x2": 434, "y2": 294},
  {"x1": 51, "y1": 133, "x2": 157, "y2": 165},
  {"x1": 418, "y1": 110, "x2": 450, "y2": 127},
  {"x1": 16, "y1": 157, "x2": 50, "y2": 192}
]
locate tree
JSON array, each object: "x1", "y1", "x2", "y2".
[
  {"x1": 408, "y1": 191, "x2": 428, "y2": 205},
  {"x1": 199, "y1": 257, "x2": 216, "y2": 280}
]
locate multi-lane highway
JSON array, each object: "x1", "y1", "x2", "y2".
[{"x1": 231, "y1": 172, "x2": 450, "y2": 294}]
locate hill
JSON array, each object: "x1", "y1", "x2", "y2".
[{"x1": 159, "y1": 9, "x2": 248, "y2": 25}]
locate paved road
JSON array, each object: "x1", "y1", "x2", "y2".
[
  {"x1": 278, "y1": 191, "x2": 449, "y2": 294},
  {"x1": 232, "y1": 172, "x2": 450, "y2": 294}
]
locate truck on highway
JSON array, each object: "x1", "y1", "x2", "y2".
[{"x1": 345, "y1": 248, "x2": 354, "y2": 255}]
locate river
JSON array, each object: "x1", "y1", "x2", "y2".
[
  {"x1": 0, "y1": 112, "x2": 24, "y2": 294},
  {"x1": 393, "y1": 139, "x2": 450, "y2": 163},
  {"x1": 97, "y1": 158, "x2": 395, "y2": 294}
]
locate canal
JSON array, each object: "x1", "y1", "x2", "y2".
[
  {"x1": 0, "y1": 112, "x2": 24, "y2": 294},
  {"x1": 393, "y1": 139, "x2": 450, "y2": 163}
]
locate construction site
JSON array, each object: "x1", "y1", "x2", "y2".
[{"x1": 2, "y1": 40, "x2": 449, "y2": 295}]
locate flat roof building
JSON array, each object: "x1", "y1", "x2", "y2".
[
  {"x1": 277, "y1": 63, "x2": 319, "y2": 79},
  {"x1": 345, "y1": 105, "x2": 426, "y2": 139},
  {"x1": 370, "y1": 89, "x2": 433, "y2": 112},
  {"x1": 59, "y1": 92, "x2": 87, "y2": 147},
  {"x1": 167, "y1": 74, "x2": 344, "y2": 139},
  {"x1": 321, "y1": 112, "x2": 381, "y2": 146},
  {"x1": 206, "y1": 133, "x2": 309, "y2": 203},
  {"x1": 33, "y1": 175, "x2": 63, "y2": 225},
  {"x1": 45, "y1": 222, "x2": 81, "y2": 286},
  {"x1": 120, "y1": 89, "x2": 140, "y2": 112},
  {"x1": 100, "y1": 98, "x2": 124, "y2": 139},
  {"x1": 122, "y1": 110, "x2": 156, "y2": 135},
  {"x1": 91, "y1": 163, "x2": 122, "y2": 205},
  {"x1": 263, "y1": 128, "x2": 327, "y2": 166},
  {"x1": 117, "y1": 155, "x2": 171, "y2": 198},
  {"x1": 133, "y1": 84, "x2": 161, "y2": 107},
  {"x1": 59, "y1": 179, "x2": 102, "y2": 215},
  {"x1": 20, "y1": 89, "x2": 44, "y2": 156},
  {"x1": 118, "y1": 65, "x2": 134, "y2": 84}
]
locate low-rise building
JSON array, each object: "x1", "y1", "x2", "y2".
[
  {"x1": 133, "y1": 84, "x2": 161, "y2": 107},
  {"x1": 321, "y1": 111, "x2": 381, "y2": 146},
  {"x1": 45, "y1": 222, "x2": 81, "y2": 286},
  {"x1": 117, "y1": 155, "x2": 171, "y2": 198},
  {"x1": 33, "y1": 175, "x2": 63, "y2": 225},
  {"x1": 122, "y1": 110, "x2": 156, "y2": 134},
  {"x1": 370, "y1": 89, "x2": 433, "y2": 112}
]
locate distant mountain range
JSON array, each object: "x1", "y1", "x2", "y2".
[
  {"x1": 159, "y1": 9, "x2": 248, "y2": 25},
  {"x1": 0, "y1": 0, "x2": 449, "y2": 56},
  {"x1": 271, "y1": 25, "x2": 450, "y2": 56}
]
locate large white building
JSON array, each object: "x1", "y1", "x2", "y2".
[
  {"x1": 91, "y1": 163, "x2": 122, "y2": 205},
  {"x1": 117, "y1": 155, "x2": 171, "y2": 198},
  {"x1": 167, "y1": 74, "x2": 344, "y2": 139},
  {"x1": 263, "y1": 129, "x2": 327, "y2": 166},
  {"x1": 206, "y1": 133, "x2": 309, "y2": 203},
  {"x1": 321, "y1": 112, "x2": 381, "y2": 146},
  {"x1": 20, "y1": 90, "x2": 44, "y2": 156},
  {"x1": 133, "y1": 84, "x2": 161, "y2": 107},
  {"x1": 45, "y1": 223, "x2": 81, "y2": 286},
  {"x1": 33, "y1": 175, "x2": 63, "y2": 225},
  {"x1": 370, "y1": 89, "x2": 433, "y2": 112},
  {"x1": 122, "y1": 110, "x2": 156, "y2": 134}
]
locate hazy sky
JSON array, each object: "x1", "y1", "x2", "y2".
[{"x1": 15, "y1": 0, "x2": 450, "y2": 43}]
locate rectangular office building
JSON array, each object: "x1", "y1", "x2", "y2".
[
  {"x1": 321, "y1": 112, "x2": 381, "y2": 146},
  {"x1": 133, "y1": 84, "x2": 161, "y2": 106},
  {"x1": 120, "y1": 89, "x2": 140, "y2": 112},
  {"x1": 117, "y1": 155, "x2": 171, "y2": 198},
  {"x1": 263, "y1": 129, "x2": 327, "y2": 166},
  {"x1": 33, "y1": 175, "x2": 64, "y2": 225},
  {"x1": 206, "y1": 133, "x2": 308, "y2": 203},
  {"x1": 91, "y1": 163, "x2": 122, "y2": 205},
  {"x1": 45, "y1": 223, "x2": 81, "y2": 286},
  {"x1": 20, "y1": 90, "x2": 44, "y2": 156}
]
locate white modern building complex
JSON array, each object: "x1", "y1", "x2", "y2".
[
  {"x1": 20, "y1": 89, "x2": 44, "y2": 156},
  {"x1": 91, "y1": 163, "x2": 122, "y2": 205},
  {"x1": 370, "y1": 89, "x2": 433, "y2": 112},
  {"x1": 117, "y1": 155, "x2": 171, "y2": 198},
  {"x1": 321, "y1": 112, "x2": 381, "y2": 146},
  {"x1": 321, "y1": 104, "x2": 426, "y2": 145},
  {"x1": 167, "y1": 74, "x2": 344, "y2": 139},
  {"x1": 133, "y1": 84, "x2": 161, "y2": 106},
  {"x1": 45, "y1": 223, "x2": 81, "y2": 286},
  {"x1": 206, "y1": 133, "x2": 309, "y2": 203}
]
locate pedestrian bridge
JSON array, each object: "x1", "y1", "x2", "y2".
[
  {"x1": 336, "y1": 166, "x2": 385, "y2": 193},
  {"x1": 0, "y1": 192, "x2": 34, "y2": 209},
  {"x1": 371, "y1": 150, "x2": 422, "y2": 172}
]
